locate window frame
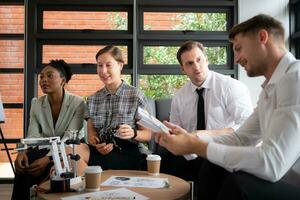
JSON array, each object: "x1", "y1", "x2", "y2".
[
  {"x1": 0, "y1": 1, "x2": 24, "y2": 135},
  {"x1": 25, "y1": 0, "x2": 237, "y2": 135},
  {"x1": 0, "y1": 0, "x2": 24, "y2": 183},
  {"x1": 290, "y1": 0, "x2": 300, "y2": 58}
]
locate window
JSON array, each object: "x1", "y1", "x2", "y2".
[
  {"x1": 25, "y1": 0, "x2": 237, "y2": 132},
  {"x1": 144, "y1": 12, "x2": 227, "y2": 31},
  {"x1": 290, "y1": 0, "x2": 300, "y2": 58},
  {"x1": 43, "y1": 11, "x2": 128, "y2": 30},
  {"x1": 138, "y1": 1, "x2": 236, "y2": 97},
  {"x1": 0, "y1": 2, "x2": 24, "y2": 181},
  {"x1": 0, "y1": 0, "x2": 237, "y2": 181}
]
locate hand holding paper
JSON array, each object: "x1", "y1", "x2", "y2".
[
  {"x1": 136, "y1": 108, "x2": 197, "y2": 160},
  {"x1": 136, "y1": 107, "x2": 170, "y2": 134}
]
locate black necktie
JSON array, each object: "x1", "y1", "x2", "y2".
[{"x1": 196, "y1": 88, "x2": 205, "y2": 130}]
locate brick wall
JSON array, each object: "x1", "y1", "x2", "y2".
[{"x1": 0, "y1": 8, "x2": 178, "y2": 162}]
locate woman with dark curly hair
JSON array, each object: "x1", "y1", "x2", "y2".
[{"x1": 12, "y1": 59, "x2": 85, "y2": 200}]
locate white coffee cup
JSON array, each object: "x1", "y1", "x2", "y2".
[
  {"x1": 146, "y1": 154, "x2": 161, "y2": 176},
  {"x1": 84, "y1": 166, "x2": 102, "y2": 191}
]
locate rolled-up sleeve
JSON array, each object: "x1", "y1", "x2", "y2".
[
  {"x1": 226, "y1": 81, "x2": 253, "y2": 131},
  {"x1": 206, "y1": 71, "x2": 300, "y2": 182}
]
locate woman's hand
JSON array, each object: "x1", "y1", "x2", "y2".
[
  {"x1": 88, "y1": 134, "x2": 100, "y2": 145},
  {"x1": 95, "y1": 142, "x2": 114, "y2": 155},
  {"x1": 15, "y1": 151, "x2": 29, "y2": 173},
  {"x1": 26, "y1": 156, "x2": 50, "y2": 177},
  {"x1": 116, "y1": 124, "x2": 135, "y2": 140},
  {"x1": 87, "y1": 119, "x2": 100, "y2": 145}
]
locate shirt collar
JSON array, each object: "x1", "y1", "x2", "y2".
[
  {"x1": 189, "y1": 70, "x2": 212, "y2": 93},
  {"x1": 43, "y1": 89, "x2": 69, "y2": 107},
  {"x1": 103, "y1": 80, "x2": 125, "y2": 96},
  {"x1": 262, "y1": 52, "x2": 296, "y2": 88}
]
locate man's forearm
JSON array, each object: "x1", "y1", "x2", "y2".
[
  {"x1": 193, "y1": 138, "x2": 208, "y2": 158},
  {"x1": 195, "y1": 128, "x2": 234, "y2": 137}
]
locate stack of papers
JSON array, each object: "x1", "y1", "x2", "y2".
[
  {"x1": 136, "y1": 107, "x2": 170, "y2": 134},
  {"x1": 101, "y1": 176, "x2": 170, "y2": 189},
  {"x1": 61, "y1": 188, "x2": 148, "y2": 200}
]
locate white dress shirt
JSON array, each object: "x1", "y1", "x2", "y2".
[
  {"x1": 204, "y1": 52, "x2": 300, "y2": 183},
  {"x1": 170, "y1": 71, "x2": 253, "y2": 132}
]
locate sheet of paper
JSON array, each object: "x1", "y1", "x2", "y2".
[
  {"x1": 0, "y1": 95, "x2": 5, "y2": 122},
  {"x1": 136, "y1": 107, "x2": 170, "y2": 134},
  {"x1": 60, "y1": 188, "x2": 149, "y2": 200},
  {"x1": 137, "y1": 107, "x2": 197, "y2": 160},
  {"x1": 101, "y1": 176, "x2": 170, "y2": 189}
]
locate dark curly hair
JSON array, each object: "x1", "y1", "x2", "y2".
[{"x1": 46, "y1": 59, "x2": 73, "y2": 83}]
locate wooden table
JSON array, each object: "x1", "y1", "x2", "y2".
[{"x1": 37, "y1": 170, "x2": 191, "y2": 200}]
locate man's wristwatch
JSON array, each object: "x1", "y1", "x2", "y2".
[{"x1": 131, "y1": 128, "x2": 138, "y2": 140}]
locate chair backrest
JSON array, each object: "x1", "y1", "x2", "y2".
[
  {"x1": 155, "y1": 98, "x2": 172, "y2": 122},
  {"x1": 145, "y1": 98, "x2": 172, "y2": 154},
  {"x1": 146, "y1": 97, "x2": 156, "y2": 117}
]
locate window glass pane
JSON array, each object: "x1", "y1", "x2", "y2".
[
  {"x1": 0, "y1": 5, "x2": 24, "y2": 33},
  {"x1": 0, "y1": 74, "x2": 24, "y2": 103},
  {"x1": 0, "y1": 147, "x2": 17, "y2": 178},
  {"x1": 121, "y1": 74, "x2": 132, "y2": 85},
  {"x1": 144, "y1": 46, "x2": 179, "y2": 64},
  {"x1": 0, "y1": 40, "x2": 24, "y2": 68},
  {"x1": 43, "y1": 11, "x2": 127, "y2": 30},
  {"x1": 205, "y1": 47, "x2": 227, "y2": 65},
  {"x1": 139, "y1": 75, "x2": 189, "y2": 98},
  {"x1": 65, "y1": 75, "x2": 103, "y2": 98},
  {"x1": 38, "y1": 74, "x2": 131, "y2": 97},
  {"x1": 144, "y1": 46, "x2": 226, "y2": 65},
  {"x1": 0, "y1": 108, "x2": 23, "y2": 177},
  {"x1": 42, "y1": 45, "x2": 128, "y2": 64},
  {"x1": 1, "y1": 108, "x2": 23, "y2": 138},
  {"x1": 144, "y1": 12, "x2": 226, "y2": 31}
]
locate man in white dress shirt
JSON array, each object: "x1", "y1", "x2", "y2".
[
  {"x1": 157, "y1": 14, "x2": 300, "y2": 200},
  {"x1": 160, "y1": 40, "x2": 253, "y2": 181}
]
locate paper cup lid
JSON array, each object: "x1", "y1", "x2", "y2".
[
  {"x1": 84, "y1": 166, "x2": 102, "y2": 174},
  {"x1": 146, "y1": 154, "x2": 161, "y2": 161}
]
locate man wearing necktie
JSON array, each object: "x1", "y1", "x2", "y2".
[{"x1": 160, "y1": 41, "x2": 253, "y2": 185}]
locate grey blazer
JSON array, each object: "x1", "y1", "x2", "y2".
[{"x1": 27, "y1": 92, "x2": 85, "y2": 140}]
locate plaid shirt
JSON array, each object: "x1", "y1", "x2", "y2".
[{"x1": 87, "y1": 81, "x2": 148, "y2": 135}]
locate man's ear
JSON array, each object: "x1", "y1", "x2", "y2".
[
  {"x1": 258, "y1": 29, "x2": 268, "y2": 44},
  {"x1": 205, "y1": 55, "x2": 209, "y2": 64}
]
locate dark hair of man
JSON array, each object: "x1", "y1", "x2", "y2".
[
  {"x1": 95, "y1": 45, "x2": 125, "y2": 64},
  {"x1": 229, "y1": 14, "x2": 285, "y2": 41},
  {"x1": 176, "y1": 40, "x2": 205, "y2": 66},
  {"x1": 46, "y1": 59, "x2": 72, "y2": 83}
]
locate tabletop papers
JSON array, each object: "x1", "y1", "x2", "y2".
[
  {"x1": 60, "y1": 188, "x2": 149, "y2": 200},
  {"x1": 101, "y1": 176, "x2": 170, "y2": 189}
]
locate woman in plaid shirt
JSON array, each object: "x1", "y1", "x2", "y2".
[{"x1": 75, "y1": 45, "x2": 152, "y2": 174}]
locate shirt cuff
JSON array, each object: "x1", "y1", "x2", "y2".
[
  {"x1": 231, "y1": 124, "x2": 241, "y2": 132},
  {"x1": 197, "y1": 133, "x2": 214, "y2": 143},
  {"x1": 207, "y1": 142, "x2": 234, "y2": 173},
  {"x1": 207, "y1": 142, "x2": 226, "y2": 166}
]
